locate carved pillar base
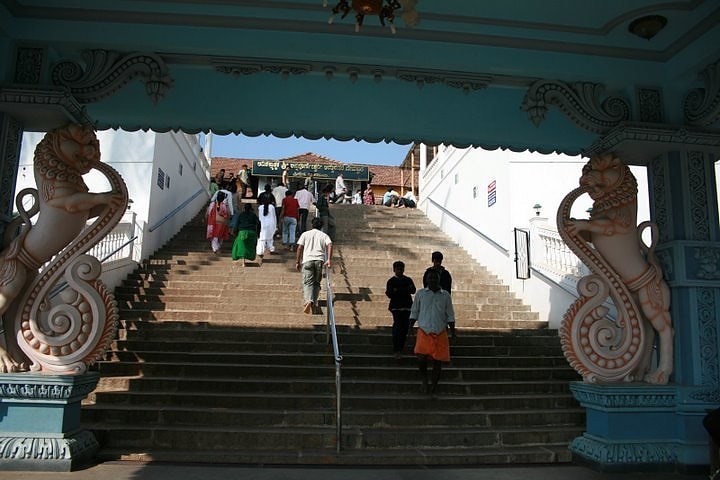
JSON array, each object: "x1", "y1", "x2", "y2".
[
  {"x1": 570, "y1": 383, "x2": 709, "y2": 472},
  {"x1": 0, "y1": 372, "x2": 100, "y2": 471}
]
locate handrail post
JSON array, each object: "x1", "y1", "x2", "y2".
[{"x1": 323, "y1": 254, "x2": 342, "y2": 453}]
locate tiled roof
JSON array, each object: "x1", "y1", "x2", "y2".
[
  {"x1": 364, "y1": 164, "x2": 418, "y2": 189},
  {"x1": 210, "y1": 153, "x2": 418, "y2": 189}
]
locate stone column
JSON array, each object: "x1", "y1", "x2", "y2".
[
  {"x1": 648, "y1": 148, "x2": 720, "y2": 389},
  {"x1": 571, "y1": 124, "x2": 720, "y2": 471},
  {"x1": 0, "y1": 113, "x2": 23, "y2": 241}
]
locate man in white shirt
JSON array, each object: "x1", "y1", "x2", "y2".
[
  {"x1": 334, "y1": 173, "x2": 347, "y2": 203},
  {"x1": 294, "y1": 184, "x2": 316, "y2": 234},
  {"x1": 410, "y1": 269, "x2": 455, "y2": 396},
  {"x1": 295, "y1": 217, "x2": 333, "y2": 315}
]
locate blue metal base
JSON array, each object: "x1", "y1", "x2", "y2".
[
  {"x1": 569, "y1": 382, "x2": 713, "y2": 472},
  {"x1": 0, "y1": 372, "x2": 100, "y2": 471}
]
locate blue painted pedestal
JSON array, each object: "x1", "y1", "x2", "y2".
[
  {"x1": 0, "y1": 372, "x2": 100, "y2": 471},
  {"x1": 570, "y1": 382, "x2": 711, "y2": 472}
]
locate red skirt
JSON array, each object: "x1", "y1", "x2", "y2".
[{"x1": 414, "y1": 328, "x2": 450, "y2": 362}]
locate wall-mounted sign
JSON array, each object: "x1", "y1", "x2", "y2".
[
  {"x1": 488, "y1": 180, "x2": 496, "y2": 207},
  {"x1": 252, "y1": 160, "x2": 369, "y2": 182}
]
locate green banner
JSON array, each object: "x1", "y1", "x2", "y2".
[{"x1": 252, "y1": 160, "x2": 369, "y2": 182}]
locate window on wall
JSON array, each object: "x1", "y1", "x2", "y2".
[
  {"x1": 179, "y1": 163, "x2": 183, "y2": 176},
  {"x1": 157, "y1": 168, "x2": 165, "y2": 190},
  {"x1": 166, "y1": 175, "x2": 171, "y2": 189},
  {"x1": 454, "y1": 173, "x2": 459, "y2": 184},
  {"x1": 473, "y1": 186, "x2": 478, "y2": 199}
]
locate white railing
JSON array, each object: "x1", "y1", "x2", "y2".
[
  {"x1": 527, "y1": 217, "x2": 618, "y2": 321},
  {"x1": 86, "y1": 211, "x2": 141, "y2": 263},
  {"x1": 531, "y1": 221, "x2": 590, "y2": 279}
]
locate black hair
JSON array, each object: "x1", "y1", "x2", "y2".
[
  {"x1": 261, "y1": 194, "x2": 271, "y2": 216},
  {"x1": 431, "y1": 251, "x2": 443, "y2": 261},
  {"x1": 311, "y1": 217, "x2": 323, "y2": 229},
  {"x1": 393, "y1": 261, "x2": 405, "y2": 269}
]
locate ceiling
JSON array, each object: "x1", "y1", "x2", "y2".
[{"x1": 1, "y1": 0, "x2": 719, "y2": 154}]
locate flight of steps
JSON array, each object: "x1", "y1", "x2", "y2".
[{"x1": 82, "y1": 203, "x2": 584, "y2": 465}]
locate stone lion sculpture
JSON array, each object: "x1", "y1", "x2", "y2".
[
  {"x1": 558, "y1": 153, "x2": 673, "y2": 385},
  {"x1": 0, "y1": 124, "x2": 127, "y2": 374}
]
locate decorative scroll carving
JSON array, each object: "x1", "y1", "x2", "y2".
[
  {"x1": 215, "y1": 61, "x2": 311, "y2": 77},
  {"x1": 51, "y1": 50, "x2": 173, "y2": 104},
  {"x1": 571, "y1": 436, "x2": 676, "y2": 465},
  {"x1": 695, "y1": 287, "x2": 719, "y2": 398},
  {"x1": 636, "y1": 87, "x2": 664, "y2": 123},
  {"x1": 396, "y1": 71, "x2": 444, "y2": 87},
  {"x1": 0, "y1": 378, "x2": 97, "y2": 399},
  {"x1": 521, "y1": 80, "x2": 631, "y2": 133},
  {"x1": 13, "y1": 46, "x2": 45, "y2": 85},
  {"x1": 0, "y1": 124, "x2": 127, "y2": 374},
  {"x1": 684, "y1": 60, "x2": 720, "y2": 126},
  {"x1": 557, "y1": 154, "x2": 674, "y2": 384},
  {"x1": 0, "y1": 115, "x2": 22, "y2": 222}
]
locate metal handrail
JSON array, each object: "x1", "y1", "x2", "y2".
[
  {"x1": 323, "y1": 255, "x2": 343, "y2": 453},
  {"x1": 426, "y1": 197, "x2": 509, "y2": 256},
  {"x1": 148, "y1": 188, "x2": 206, "y2": 232}
]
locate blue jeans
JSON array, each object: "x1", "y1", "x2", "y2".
[{"x1": 282, "y1": 217, "x2": 297, "y2": 245}]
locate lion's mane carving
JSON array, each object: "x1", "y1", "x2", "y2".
[
  {"x1": 0, "y1": 124, "x2": 127, "y2": 374},
  {"x1": 558, "y1": 154, "x2": 673, "y2": 385}
]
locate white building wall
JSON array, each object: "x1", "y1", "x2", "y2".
[
  {"x1": 419, "y1": 145, "x2": 650, "y2": 328},
  {"x1": 142, "y1": 132, "x2": 210, "y2": 260}
]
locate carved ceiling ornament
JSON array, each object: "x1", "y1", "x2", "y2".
[
  {"x1": 51, "y1": 50, "x2": 173, "y2": 104},
  {"x1": 684, "y1": 59, "x2": 720, "y2": 126},
  {"x1": 522, "y1": 79, "x2": 631, "y2": 134}
]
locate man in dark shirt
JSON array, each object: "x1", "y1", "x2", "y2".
[
  {"x1": 422, "y1": 251, "x2": 455, "y2": 337},
  {"x1": 385, "y1": 261, "x2": 416, "y2": 358}
]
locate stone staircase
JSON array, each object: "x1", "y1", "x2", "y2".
[{"x1": 82, "y1": 203, "x2": 584, "y2": 465}]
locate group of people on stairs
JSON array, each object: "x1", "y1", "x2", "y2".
[
  {"x1": 385, "y1": 251, "x2": 456, "y2": 397},
  {"x1": 206, "y1": 181, "x2": 453, "y2": 397}
]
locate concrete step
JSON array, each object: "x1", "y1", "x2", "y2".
[{"x1": 87, "y1": 204, "x2": 579, "y2": 466}]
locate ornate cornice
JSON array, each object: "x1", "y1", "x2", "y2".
[
  {"x1": 0, "y1": 86, "x2": 94, "y2": 127},
  {"x1": 212, "y1": 58, "x2": 492, "y2": 94},
  {"x1": 51, "y1": 50, "x2": 173, "y2": 104},
  {"x1": 0, "y1": 372, "x2": 99, "y2": 401},
  {"x1": 584, "y1": 122, "x2": 720, "y2": 161},
  {"x1": 684, "y1": 59, "x2": 720, "y2": 127},
  {"x1": 569, "y1": 382, "x2": 677, "y2": 408},
  {"x1": 521, "y1": 79, "x2": 631, "y2": 134}
]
